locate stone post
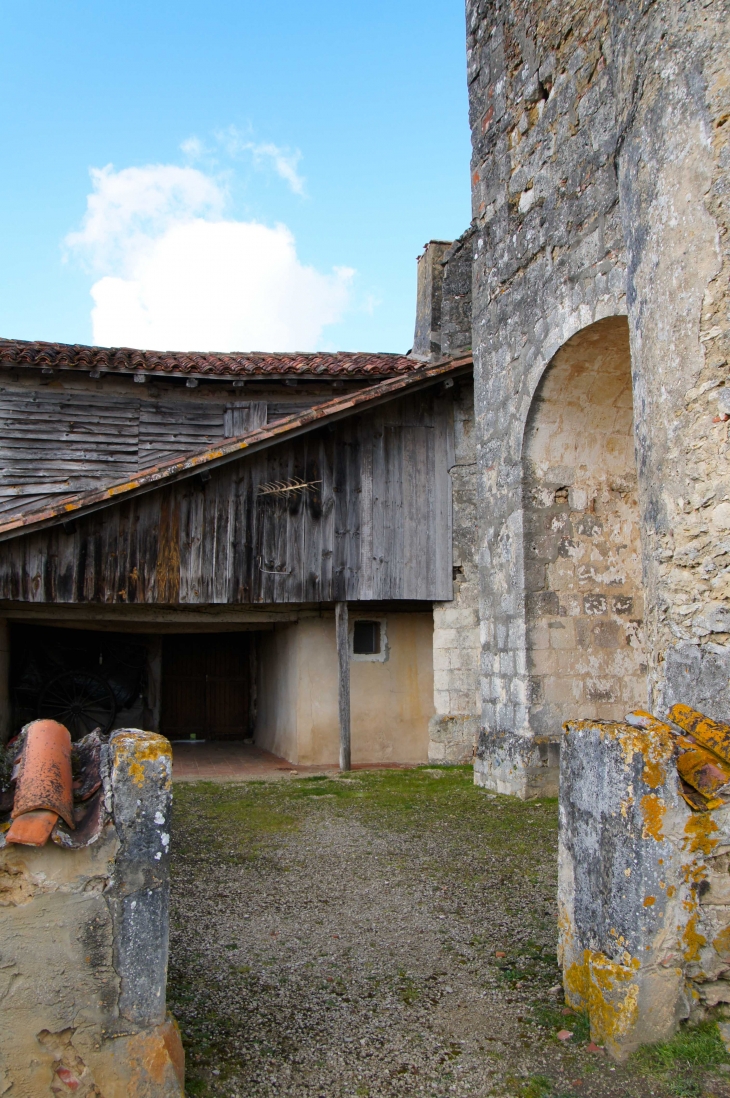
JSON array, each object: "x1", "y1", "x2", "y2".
[
  {"x1": 0, "y1": 729, "x2": 184, "y2": 1096},
  {"x1": 560, "y1": 718, "x2": 730, "y2": 1060}
]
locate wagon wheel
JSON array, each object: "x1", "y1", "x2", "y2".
[{"x1": 38, "y1": 671, "x2": 116, "y2": 741}]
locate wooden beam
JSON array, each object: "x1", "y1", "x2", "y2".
[{"x1": 335, "y1": 601, "x2": 351, "y2": 772}]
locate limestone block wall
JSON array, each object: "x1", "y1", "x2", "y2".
[
  {"x1": 560, "y1": 718, "x2": 730, "y2": 1061},
  {"x1": 523, "y1": 317, "x2": 647, "y2": 738},
  {"x1": 0, "y1": 729, "x2": 184, "y2": 1097},
  {"x1": 430, "y1": 379, "x2": 481, "y2": 763}
]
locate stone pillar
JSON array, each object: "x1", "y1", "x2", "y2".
[
  {"x1": 411, "y1": 240, "x2": 452, "y2": 361},
  {"x1": 0, "y1": 619, "x2": 9, "y2": 744},
  {"x1": 560, "y1": 718, "x2": 730, "y2": 1060},
  {"x1": 613, "y1": 1, "x2": 730, "y2": 723},
  {"x1": 430, "y1": 380, "x2": 481, "y2": 764},
  {"x1": 0, "y1": 729, "x2": 184, "y2": 1096}
]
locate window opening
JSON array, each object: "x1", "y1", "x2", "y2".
[{"x1": 352, "y1": 620, "x2": 381, "y2": 656}]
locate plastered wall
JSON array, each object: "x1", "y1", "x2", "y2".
[{"x1": 255, "y1": 613, "x2": 434, "y2": 766}]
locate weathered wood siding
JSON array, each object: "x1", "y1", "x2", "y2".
[
  {"x1": 0, "y1": 389, "x2": 268, "y2": 517},
  {"x1": 0, "y1": 391, "x2": 454, "y2": 604}
]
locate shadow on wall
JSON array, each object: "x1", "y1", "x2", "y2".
[{"x1": 522, "y1": 316, "x2": 649, "y2": 741}]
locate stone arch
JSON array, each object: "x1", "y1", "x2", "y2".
[{"x1": 521, "y1": 315, "x2": 648, "y2": 739}]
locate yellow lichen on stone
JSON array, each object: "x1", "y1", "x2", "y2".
[
  {"x1": 113, "y1": 732, "x2": 172, "y2": 789},
  {"x1": 643, "y1": 896, "x2": 656, "y2": 906},
  {"x1": 683, "y1": 812, "x2": 719, "y2": 855},
  {"x1": 682, "y1": 913, "x2": 707, "y2": 962},
  {"x1": 713, "y1": 926, "x2": 730, "y2": 960},
  {"x1": 608, "y1": 718, "x2": 674, "y2": 789},
  {"x1": 586, "y1": 951, "x2": 641, "y2": 1055},
  {"x1": 641, "y1": 793, "x2": 666, "y2": 841}
]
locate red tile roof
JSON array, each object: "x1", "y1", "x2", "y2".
[{"x1": 0, "y1": 338, "x2": 417, "y2": 380}]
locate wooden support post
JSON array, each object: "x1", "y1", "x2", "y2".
[
  {"x1": 0, "y1": 619, "x2": 9, "y2": 745},
  {"x1": 146, "y1": 636, "x2": 163, "y2": 734},
  {"x1": 336, "y1": 602, "x2": 351, "y2": 772}
]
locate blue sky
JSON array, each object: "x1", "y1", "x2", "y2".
[{"x1": 0, "y1": 1, "x2": 471, "y2": 353}]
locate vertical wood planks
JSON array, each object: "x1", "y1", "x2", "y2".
[{"x1": 0, "y1": 387, "x2": 460, "y2": 604}]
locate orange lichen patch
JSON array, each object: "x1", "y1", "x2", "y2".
[
  {"x1": 620, "y1": 714, "x2": 675, "y2": 788},
  {"x1": 667, "y1": 885, "x2": 676, "y2": 898},
  {"x1": 641, "y1": 793, "x2": 666, "y2": 841},
  {"x1": 643, "y1": 896, "x2": 656, "y2": 907},
  {"x1": 683, "y1": 914, "x2": 707, "y2": 962},
  {"x1": 126, "y1": 1016, "x2": 185, "y2": 1092},
  {"x1": 684, "y1": 812, "x2": 719, "y2": 855},
  {"x1": 713, "y1": 926, "x2": 730, "y2": 961},
  {"x1": 112, "y1": 732, "x2": 172, "y2": 789},
  {"x1": 564, "y1": 952, "x2": 590, "y2": 1006},
  {"x1": 586, "y1": 951, "x2": 641, "y2": 1056},
  {"x1": 669, "y1": 704, "x2": 730, "y2": 766}
]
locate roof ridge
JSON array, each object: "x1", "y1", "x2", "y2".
[{"x1": 0, "y1": 337, "x2": 417, "y2": 379}]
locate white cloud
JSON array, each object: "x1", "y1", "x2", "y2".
[
  {"x1": 66, "y1": 164, "x2": 224, "y2": 274},
  {"x1": 214, "y1": 126, "x2": 306, "y2": 195},
  {"x1": 246, "y1": 142, "x2": 305, "y2": 196},
  {"x1": 67, "y1": 164, "x2": 353, "y2": 352}
]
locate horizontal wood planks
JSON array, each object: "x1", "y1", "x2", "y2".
[
  {"x1": 0, "y1": 390, "x2": 454, "y2": 604},
  {"x1": 0, "y1": 386, "x2": 273, "y2": 515}
]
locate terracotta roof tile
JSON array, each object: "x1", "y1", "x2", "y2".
[{"x1": 0, "y1": 338, "x2": 417, "y2": 380}]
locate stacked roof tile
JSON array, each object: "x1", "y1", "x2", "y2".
[{"x1": 0, "y1": 338, "x2": 417, "y2": 379}]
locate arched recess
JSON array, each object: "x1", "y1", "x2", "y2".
[{"x1": 522, "y1": 316, "x2": 647, "y2": 738}]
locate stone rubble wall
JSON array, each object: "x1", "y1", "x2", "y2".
[
  {"x1": 465, "y1": 0, "x2": 730, "y2": 796},
  {"x1": 559, "y1": 718, "x2": 730, "y2": 1060},
  {"x1": 0, "y1": 729, "x2": 184, "y2": 1097}
]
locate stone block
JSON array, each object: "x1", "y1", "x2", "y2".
[
  {"x1": 0, "y1": 729, "x2": 184, "y2": 1096},
  {"x1": 549, "y1": 619, "x2": 575, "y2": 648},
  {"x1": 559, "y1": 719, "x2": 730, "y2": 1061}
]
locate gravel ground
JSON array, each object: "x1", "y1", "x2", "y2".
[{"x1": 168, "y1": 767, "x2": 730, "y2": 1098}]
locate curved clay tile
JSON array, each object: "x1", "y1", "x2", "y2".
[
  {"x1": 0, "y1": 337, "x2": 417, "y2": 379},
  {"x1": 6, "y1": 720, "x2": 75, "y2": 846}
]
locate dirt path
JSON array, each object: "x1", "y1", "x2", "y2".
[{"x1": 168, "y1": 768, "x2": 728, "y2": 1098}]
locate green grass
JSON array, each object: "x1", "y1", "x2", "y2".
[{"x1": 632, "y1": 1020, "x2": 729, "y2": 1096}]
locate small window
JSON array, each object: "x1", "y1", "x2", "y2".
[{"x1": 353, "y1": 620, "x2": 381, "y2": 656}]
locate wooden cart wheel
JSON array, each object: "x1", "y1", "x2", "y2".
[{"x1": 38, "y1": 671, "x2": 117, "y2": 741}]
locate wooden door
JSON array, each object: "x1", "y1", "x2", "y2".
[{"x1": 161, "y1": 634, "x2": 251, "y2": 740}]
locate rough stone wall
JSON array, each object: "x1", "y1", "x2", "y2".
[
  {"x1": 0, "y1": 730, "x2": 184, "y2": 1097},
  {"x1": 524, "y1": 317, "x2": 647, "y2": 737},
  {"x1": 465, "y1": 0, "x2": 730, "y2": 796},
  {"x1": 440, "y1": 229, "x2": 475, "y2": 357},
  {"x1": 560, "y1": 718, "x2": 730, "y2": 1060},
  {"x1": 466, "y1": 0, "x2": 628, "y2": 795},
  {"x1": 430, "y1": 379, "x2": 481, "y2": 763},
  {"x1": 610, "y1": 1, "x2": 730, "y2": 722}
]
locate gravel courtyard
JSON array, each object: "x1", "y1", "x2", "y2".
[{"x1": 168, "y1": 767, "x2": 729, "y2": 1098}]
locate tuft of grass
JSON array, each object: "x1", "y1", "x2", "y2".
[{"x1": 632, "y1": 1020, "x2": 728, "y2": 1096}]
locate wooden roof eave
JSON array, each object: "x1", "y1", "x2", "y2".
[{"x1": 0, "y1": 354, "x2": 472, "y2": 544}]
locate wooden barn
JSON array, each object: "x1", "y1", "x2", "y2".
[{"x1": 0, "y1": 337, "x2": 473, "y2": 766}]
